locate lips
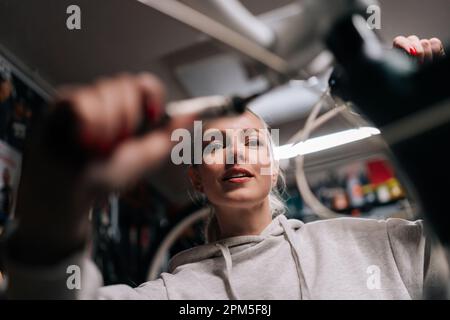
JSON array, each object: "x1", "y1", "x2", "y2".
[{"x1": 222, "y1": 167, "x2": 254, "y2": 181}]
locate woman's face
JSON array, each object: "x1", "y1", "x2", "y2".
[{"x1": 190, "y1": 111, "x2": 276, "y2": 210}]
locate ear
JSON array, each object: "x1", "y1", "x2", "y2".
[{"x1": 188, "y1": 166, "x2": 204, "y2": 193}]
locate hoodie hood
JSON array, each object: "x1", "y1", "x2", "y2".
[
  {"x1": 168, "y1": 214, "x2": 303, "y2": 270},
  {"x1": 168, "y1": 214, "x2": 306, "y2": 300}
]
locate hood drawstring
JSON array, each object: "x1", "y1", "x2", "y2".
[
  {"x1": 214, "y1": 215, "x2": 306, "y2": 300},
  {"x1": 278, "y1": 215, "x2": 309, "y2": 299},
  {"x1": 216, "y1": 243, "x2": 241, "y2": 300}
]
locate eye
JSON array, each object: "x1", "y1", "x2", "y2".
[
  {"x1": 211, "y1": 140, "x2": 225, "y2": 148},
  {"x1": 245, "y1": 137, "x2": 264, "y2": 148},
  {"x1": 204, "y1": 139, "x2": 225, "y2": 154}
]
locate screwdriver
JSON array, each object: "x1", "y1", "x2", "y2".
[{"x1": 43, "y1": 92, "x2": 262, "y2": 163}]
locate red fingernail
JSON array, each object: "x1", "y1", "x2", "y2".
[
  {"x1": 79, "y1": 127, "x2": 97, "y2": 151},
  {"x1": 79, "y1": 127, "x2": 114, "y2": 157},
  {"x1": 96, "y1": 140, "x2": 113, "y2": 157},
  {"x1": 409, "y1": 47, "x2": 418, "y2": 56},
  {"x1": 145, "y1": 98, "x2": 162, "y2": 123},
  {"x1": 115, "y1": 125, "x2": 131, "y2": 144}
]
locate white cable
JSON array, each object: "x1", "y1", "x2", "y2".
[
  {"x1": 287, "y1": 105, "x2": 347, "y2": 145},
  {"x1": 292, "y1": 89, "x2": 346, "y2": 219},
  {"x1": 147, "y1": 207, "x2": 209, "y2": 281}
]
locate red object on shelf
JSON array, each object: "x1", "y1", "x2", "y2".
[
  {"x1": 351, "y1": 208, "x2": 361, "y2": 217},
  {"x1": 366, "y1": 159, "x2": 394, "y2": 185}
]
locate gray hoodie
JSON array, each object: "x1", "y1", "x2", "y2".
[{"x1": 5, "y1": 215, "x2": 450, "y2": 299}]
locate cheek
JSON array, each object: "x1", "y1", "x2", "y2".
[
  {"x1": 198, "y1": 163, "x2": 223, "y2": 190},
  {"x1": 250, "y1": 147, "x2": 274, "y2": 197},
  {"x1": 257, "y1": 172, "x2": 273, "y2": 195},
  {"x1": 247, "y1": 147, "x2": 272, "y2": 176},
  {"x1": 203, "y1": 149, "x2": 225, "y2": 165}
]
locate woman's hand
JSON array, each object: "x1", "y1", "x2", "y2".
[
  {"x1": 50, "y1": 73, "x2": 195, "y2": 188},
  {"x1": 9, "y1": 73, "x2": 195, "y2": 265},
  {"x1": 393, "y1": 35, "x2": 446, "y2": 63}
]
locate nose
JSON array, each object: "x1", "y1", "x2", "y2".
[{"x1": 226, "y1": 134, "x2": 245, "y2": 165}]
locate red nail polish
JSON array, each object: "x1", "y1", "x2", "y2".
[
  {"x1": 115, "y1": 125, "x2": 130, "y2": 145},
  {"x1": 79, "y1": 127, "x2": 114, "y2": 157},
  {"x1": 409, "y1": 47, "x2": 417, "y2": 56},
  {"x1": 118, "y1": 126, "x2": 130, "y2": 141},
  {"x1": 145, "y1": 98, "x2": 162, "y2": 123},
  {"x1": 79, "y1": 127, "x2": 96, "y2": 151},
  {"x1": 96, "y1": 140, "x2": 113, "y2": 157}
]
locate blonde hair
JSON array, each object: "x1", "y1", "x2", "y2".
[{"x1": 190, "y1": 109, "x2": 287, "y2": 243}]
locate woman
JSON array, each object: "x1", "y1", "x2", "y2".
[{"x1": 3, "y1": 36, "x2": 449, "y2": 299}]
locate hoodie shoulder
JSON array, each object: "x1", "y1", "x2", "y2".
[
  {"x1": 168, "y1": 243, "x2": 221, "y2": 273},
  {"x1": 298, "y1": 217, "x2": 424, "y2": 249},
  {"x1": 301, "y1": 216, "x2": 422, "y2": 233},
  {"x1": 300, "y1": 217, "x2": 383, "y2": 235}
]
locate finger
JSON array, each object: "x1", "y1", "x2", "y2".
[
  {"x1": 93, "y1": 78, "x2": 123, "y2": 146},
  {"x1": 134, "y1": 73, "x2": 166, "y2": 123},
  {"x1": 68, "y1": 88, "x2": 106, "y2": 148},
  {"x1": 393, "y1": 36, "x2": 412, "y2": 53},
  {"x1": 420, "y1": 39, "x2": 433, "y2": 62},
  {"x1": 95, "y1": 74, "x2": 142, "y2": 144},
  {"x1": 430, "y1": 38, "x2": 445, "y2": 58},
  {"x1": 114, "y1": 74, "x2": 142, "y2": 137},
  {"x1": 71, "y1": 73, "x2": 166, "y2": 157},
  {"x1": 88, "y1": 114, "x2": 197, "y2": 189},
  {"x1": 90, "y1": 130, "x2": 173, "y2": 189},
  {"x1": 408, "y1": 35, "x2": 425, "y2": 63}
]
